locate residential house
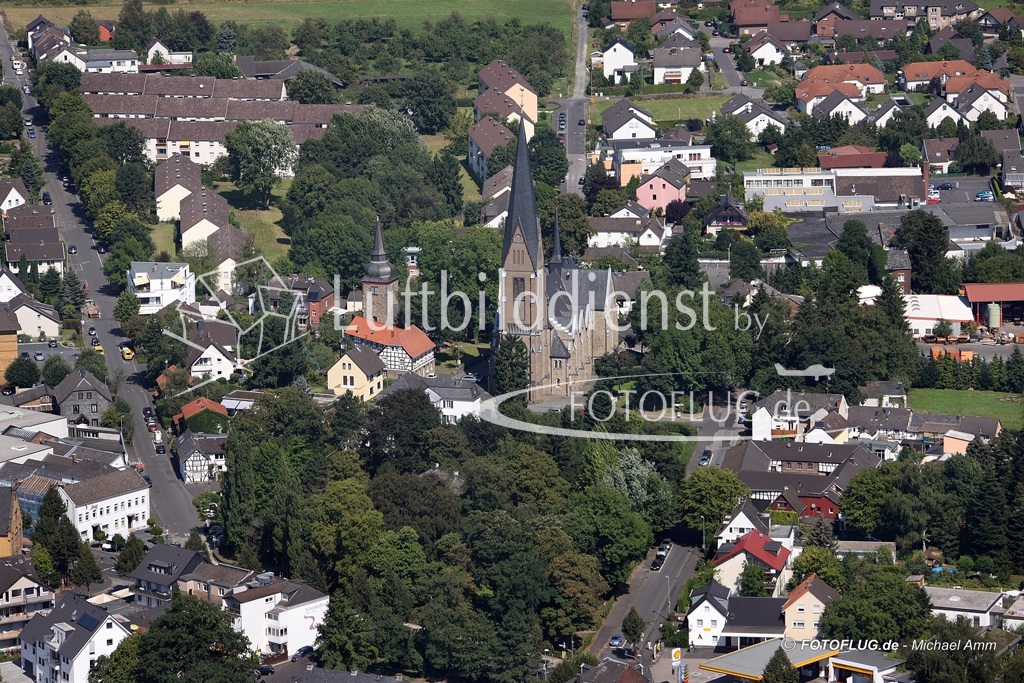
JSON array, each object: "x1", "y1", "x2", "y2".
[
  {"x1": 266, "y1": 275, "x2": 336, "y2": 329},
  {"x1": 635, "y1": 159, "x2": 690, "y2": 213},
  {"x1": 588, "y1": 216, "x2": 670, "y2": 250},
  {"x1": 767, "y1": 21, "x2": 812, "y2": 47},
  {"x1": 610, "y1": 200, "x2": 651, "y2": 219},
  {"x1": 782, "y1": 574, "x2": 839, "y2": 641},
  {"x1": 184, "y1": 332, "x2": 238, "y2": 380},
  {"x1": 222, "y1": 575, "x2": 329, "y2": 657},
  {"x1": 602, "y1": 37, "x2": 636, "y2": 82},
  {"x1": 925, "y1": 26, "x2": 975, "y2": 61},
  {"x1": 145, "y1": 38, "x2": 192, "y2": 65},
  {"x1": 127, "y1": 261, "x2": 196, "y2": 315},
  {"x1": 601, "y1": 99, "x2": 657, "y2": 141},
  {"x1": 19, "y1": 593, "x2": 132, "y2": 683},
  {"x1": 482, "y1": 193, "x2": 510, "y2": 228},
  {"x1": 925, "y1": 586, "x2": 1004, "y2": 627},
  {"x1": 8, "y1": 294, "x2": 60, "y2": 340},
  {"x1": 982, "y1": 128, "x2": 1021, "y2": 159},
  {"x1": 4, "y1": 230, "x2": 65, "y2": 277},
  {"x1": 720, "y1": 94, "x2": 788, "y2": 137},
  {"x1": 798, "y1": 64, "x2": 886, "y2": 110},
  {"x1": 714, "y1": 529, "x2": 793, "y2": 596},
  {"x1": 979, "y1": 6, "x2": 1017, "y2": 34},
  {"x1": 0, "y1": 556, "x2": 53, "y2": 649},
  {"x1": 859, "y1": 380, "x2": 907, "y2": 407},
  {"x1": 482, "y1": 166, "x2": 513, "y2": 203},
  {"x1": 327, "y1": 345, "x2": 386, "y2": 401},
  {"x1": 95, "y1": 19, "x2": 115, "y2": 42},
  {"x1": 0, "y1": 180, "x2": 28, "y2": 213},
  {"x1": 751, "y1": 389, "x2": 849, "y2": 440},
  {"x1": 767, "y1": 482, "x2": 843, "y2": 520},
  {"x1": 477, "y1": 59, "x2": 538, "y2": 123},
  {"x1": 0, "y1": 269, "x2": 25, "y2": 304},
  {"x1": 59, "y1": 468, "x2": 150, "y2": 542},
  {"x1": 2, "y1": 384, "x2": 56, "y2": 413},
  {"x1": 685, "y1": 579, "x2": 732, "y2": 648},
  {"x1": 610, "y1": 1, "x2": 657, "y2": 28},
  {"x1": 379, "y1": 373, "x2": 492, "y2": 424},
  {"x1": 898, "y1": 59, "x2": 975, "y2": 91},
  {"x1": 871, "y1": 98, "x2": 903, "y2": 128},
  {"x1": 812, "y1": 90, "x2": 868, "y2": 124},
  {"x1": 654, "y1": 17, "x2": 698, "y2": 41},
  {"x1": 845, "y1": 406, "x2": 913, "y2": 440},
  {"x1": 923, "y1": 96, "x2": 966, "y2": 127},
  {"x1": 825, "y1": 49, "x2": 899, "y2": 66},
  {"x1": 155, "y1": 154, "x2": 202, "y2": 222},
  {"x1": 1003, "y1": 595, "x2": 1024, "y2": 630},
  {"x1": 47, "y1": 47, "x2": 139, "y2": 74},
  {"x1": 703, "y1": 194, "x2": 749, "y2": 236},
  {"x1": 172, "y1": 397, "x2": 229, "y2": 433},
  {"x1": 233, "y1": 56, "x2": 343, "y2": 86},
  {"x1": 472, "y1": 89, "x2": 534, "y2": 141},
  {"x1": 870, "y1": 0, "x2": 981, "y2": 29},
  {"x1": 946, "y1": 70, "x2": 1011, "y2": 102},
  {"x1": 744, "y1": 31, "x2": 788, "y2": 67},
  {"x1": 180, "y1": 186, "x2": 230, "y2": 250},
  {"x1": 955, "y1": 84, "x2": 1009, "y2": 121},
  {"x1": 468, "y1": 117, "x2": 515, "y2": 183},
  {"x1": 923, "y1": 137, "x2": 961, "y2": 173},
  {"x1": 794, "y1": 79, "x2": 862, "y2": 114},
  {"x1": 176, "y1": 430, "x2": 228, "y2": 483},
  {"x1": 130, "y1": 545, "x2": 205, "y2": 609},
  {"x1": 715, "y1": 498, "x2": 769, "y2": 545},
  {"x1": 817, "y1": 144, "x2": 887, "y2": 169},
  {"x1": 205, "y1": 225, "x2": 248, "y2": 297},
  {"x1": 652, "y1": 44, "x2": 704, "y2": 85},
  {"x1": 1004, "y1": 149, "x2": 1024, "y2": 189},
  {"x1": 731, "y1": 0, "x2": 783, "y2": 35},
  {"x1": 814, "y1": 3, "x2": 859, "y2": 38},
  {"x1": 54, "y1": 369, "x2": 111, "y2": 426},
  {"x1": 832, "y1": 18, "x2": 908, "y2": 40},
  {"x1": 176, "y1": 562, "x2": 254, "y2": 607},
  {"x1": 343, "y1": 316, "x2": 436, "y2": 377},
  {"x1": 607, "y1": 138, "x2": 717, "y2": 182}
]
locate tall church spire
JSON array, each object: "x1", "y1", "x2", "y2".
[
  {"x1": 550, "y1": 206, "x2": 562, "y2": 265},
  {"x1": 364, "y1": 216, "x2": 396, "y2": 283},
  {"x1": 502, "y1": 129, "x2": 542, "y2": 269}
]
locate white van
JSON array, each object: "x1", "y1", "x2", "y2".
[{"x1": 153, "y1": 431, "x2": 162, "y2": 445}]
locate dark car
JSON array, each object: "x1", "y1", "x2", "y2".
[
  {"x1": 142, "y1": 475, "x2": 152, "y2": 487},
  {"x1": 578, "y1": 176, "x2": 585, "y2": 185},
  {"x1": 91, "y1": 337, "x2": 101, "y2": 346},
  {"x1": 1, "y1": 387, "x2": 13, "y2": 396},
  {"x1": 48, "y1": 339, "x2": 57, "y2": 348},
  {"x1": 27, "y1": 129, "x2": 35, "y2": 139},
  {"x1": 291, "y1": 646, "x2": 314, "y2": 661},
  {"x1": 741, "y1": 79, "x2": 748, "y2": 86},
  {"x1": 578, "y1": 118, "x2": 585, "y2": 125},
  {"x1": 155, "y1": 444, "x2": 166, "y2": 454},
  {"x1": 20, "y1": 352, "x2": 28, "y2": 359},
  {"x1": 937, "y1": 182, "x2": 956, "y2": 190},
  {"x1": 257, "y1": 665, "x2": 275, "y2": 677},
  {"x1": 42, "y1": 192, "x2": 51, "y2": 205},
  {"x1": 722, "y1": 45, "x2": 730, "y2": 51},
  {"x1": 705, "y1": 20, "x2": 714, "y2": 26},
  {"x1": 651, "y1": 558, "x2": 663, "y2": 571},
  {"x1": 143, "y1": 406, "x2": 153, "y2": 417},
  {"x1": 68, "y1": 244, "x2": 77, "y2": 254},
  {"x1": 98, "y1": 245, "x2": 106, "y2": 254},
  {"x1": 88, "y1": 326, "x2": 96, "y2": 336},
  {"x1": 712, "y1": 29, "x2": 721, "y2": 36}
]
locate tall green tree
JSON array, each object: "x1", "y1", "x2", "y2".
[
  {"x1": 191, "y1": 52, "x2": 245, "y2": 79},
  {"x1": 31, "y1": 546, "x2": 60, "y2": 588},
  {"x1": 71, "y1": 542, "x2": 103, "y2": 591},
  {"x1": 662, "y1": 229, "x2": 701, "y2": 289},
  {"x1": 89, "y1": 632, "x2": 141, "y2": 683},
  {"x1": 136, "y1": 592, "x2": 255, "y2": 682},
  {"x1": 224, "y1": 119, "x2": 297, "y2": 208},
  {"x1": 621, "y1": 606, "x2": 645, "y2": 649},
  {"x1": 316, "y1": 593, "x2": 379, "y2": 670},
  {"x1": 115, "y1": 533, "x2": 146, "y2": 574},
  {"x1": 805, "y1": 514, "x2": 838, "y2": 551},
  {"x1": 677, "y1": 467, "x2": 748, "y2": 535},
  {"x1": 529, "y1": 128, "x2": 570, "y2": 187},
  {"x1": 51, "y1": 516, "x2": 83, "y2": 583},
  {"x1": 287, "y1": 70, "x2": 339, "y2": 104},
  {"x1": 705, "y1": 113, "x2": 755, "y2": 163},
  {"x1": 113, "y1": 289, "x2": 142, "y2": 325},
  {"x1": 892, "y1": 210, "x2": 952, "y2": 294},
  {"x1": 69, "y1": 11, "x2": 101, "y2": 46},
  {"x1": 493, "y1": 335, "x2": 529, "y2": 401},
  {"x1": 955, "y1": 134, "x2": 999, "y2": 175},
  {"x1": 5, "y1": 356, "x2": 40, "y2": 388},
  {"x1": 403, "y1": 69, "x2": 457, "y2": 134},
  {"x1": 740, "y1": 562, "x2": 769, "y2": 597},
  {"x1": 763, "y1": 648, "x2": 799, "y2": 683}
]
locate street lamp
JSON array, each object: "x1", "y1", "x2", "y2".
[{"x1": 701, "y1": 514, "x2": 706, "y2": 551}]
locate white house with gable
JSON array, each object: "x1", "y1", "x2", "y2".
[
  {"x1": 127, "y1": 261, "x2": 196, "y2": 314},
  {"x1": 602, "y1": 37, "x2": 636, "y2": 82},
  {"x1": 223, "y1": 576, "x2": 329, "y2": 657},
  {"x1": 58, "y1": 468, "x2": 151, "y2": 542}
]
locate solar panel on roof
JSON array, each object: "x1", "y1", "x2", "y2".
[{"x1": 77, "y1": 612, "x2": 101, "y2": 631}]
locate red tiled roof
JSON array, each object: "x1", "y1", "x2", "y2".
[
  {"x1": 714, "y1": 529, "x2": 791, "y2": 571},
  {"x1": 344, "y1": 316, "x2": 435, "y2": 359},
  {"x1": 960, "y1": 283, "x2": 1024, "y2": 302},
  {"x1": 173, "y1": 397, "x2": 228, "y2": 425},
  {"x1": 611, "y1": 0, "x2": 657, "y2": 20},
  {"x1": 899, "y1": 60, "x2": 975, "y2": 82}
]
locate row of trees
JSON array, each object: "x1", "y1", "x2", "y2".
[{"x1": 29, "y1": 486, "x2": 103, "y2": 591}]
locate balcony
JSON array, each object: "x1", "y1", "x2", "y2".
[
  {"x1": 134, "y1": 584, "x2": 172, "y2": 598},
  {"x1": 267, "y1": 631, "x2": 289, "y2": 645}
]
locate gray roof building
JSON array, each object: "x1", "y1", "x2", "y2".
[
  {"x1": 20, "y1": 593, "x2": 127, "y2": 662},
  {"x1": 54, "y1": 368, "x2": 111, "y2": 407},
  {"x1": 61, "y1": 468, "x2": 148, "y2": 507},
  {"x1": 652, "y1": 45, "x2": 703, "y2": 68}
]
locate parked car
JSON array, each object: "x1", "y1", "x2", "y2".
[
  {"x1": 699, "y1": 450, "x2": 712, "y2": 467},
  {"x1": 88, "y1": 326, "x2": 96, "y2": 336},
  {"x1": 155, "y1": 444, "x2": 166, "y2": 454},
  {"x1": 33, "y1": 352, "x2": 43, "y2": 361},
  {"x1": 704, "y1": 20, "x2": 714, "y2": 26},
  {"x1": 721, "y1": 45, "x2": 730, "y2": 51},
  {"x1": 713, "y1": 30, "x2": 721, "y2": 36},
  {"x1": 101, "y1": 541, "x2": 115, "y2": 551},
  {"x1": 19, "y1": 352, "x2": 28, "y2": 359},
  {"x1": 257, "y1": 665, "x2": 275, "y2": 677},
  {"x1": 98, "y1": 245, "x2": 106, "y2": 254},
  {"x1": 578, "y1": 118, "x2": 585, "y2": 125},
  {"x1": 48, "y1": 339, "x2": 57, "y2": 348},
  {"x1": 91, "y1": 337, "x2": 101, "y2": 346},
  {"x1": 143, "y1": 406, "x2": 153, "y2": 417},
  {"x1": 68, "y1": 244, "x2": 77, "y2": 254},
  {"x1": 462, "y1": 373, "x2": 481, "y2": 382},
  {"x1": 578, "y1": 176, "x2": 585, "y2": 185},
  {"x1": 291, "y1": 646, "x2": 314, "y2": 661},
  {"x1": 610, "y1": 635, "x2": 623, "y2": 648},
  {"x1": 651, "y1": 558, "x2": 663, "y2": 570},
  {"x1": 27, "y1": 129, "x2": 35, "y2": 138},
  {"x1": 142, "y1": 475, "x2": 152, "y2": 487},
  {"x1": 23, "y1": 117, "x2": 30, "y2": 126},
  {"x1": 148, "y1": 422, "x2": 159, "y2": 432},
  {"x1": 0, "y1": 387, "x2": 12, "y2": 396}
]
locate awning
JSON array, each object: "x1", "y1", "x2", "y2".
[
  {"x1": 171, "y1": 274, "x2": 186, "y2": 285},
  {"x1": 133, "y1": 273, "x2": 149, "y2": 286}
]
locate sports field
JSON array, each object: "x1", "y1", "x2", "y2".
[
  {"x1": 4, "y1": 0, "x2": 574, "y2": 37},
  {"x1": 907, "y1": 388, "x2": 1023, "y2": 431}
]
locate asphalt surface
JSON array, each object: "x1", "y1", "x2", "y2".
[
  {"x1": 0, "y1": 28, "x2": 199, "y2": 543},
  {"x1": 551, "y1": 5, "x2": 590, "y2": 196}
]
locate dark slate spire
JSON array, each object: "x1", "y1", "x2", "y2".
[
  {"x1": 550, "y1": 206, "x2": 563, "y2": 265},
  {"x1": 364, "y1": 216, "x2": 396, "y2": 282},
  {"x1": 502, "y1": 130, "x2": 541, "y2": 269}
]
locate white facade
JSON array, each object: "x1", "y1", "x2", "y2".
[
  {"x1": 588, "y1": 223, "x2": 670, "y2": 250},
  {"x1": 819, "y1": 98, "x2": 868, "y2": 125},
  {"x1": 924, "y1": 587, "x2": 1003, "y2": 628},
  {"x1": 687, "y1": 599, "x2": 728, "y2": 648},
  {"x1": 607, "y1": 114, "x2": 658, "y2": 141},
  {"x1": 924, "y1": 100, "x2": 965, "y2": 127},
  {"x1": 127, "y1": 262, "x2": 196, "y2": 315},
  {"x1": 716, "y1": 509, "x2": 764, "y2": 545},
  {"x1": 146, "y1": 40, "x2": 193, "y2": 65},
  {"x1": 20, "y1": 611, "x2": 131, "y2": 683},
  {"x1": 189, "y1": 344, "x2": 237, "y2": 379},
  {"x1": 653, "y1": 62, "x2": 703, "y2": 86},
  {"x1": 603, "y1": 40, "x2": 636, "y2": 81},
  {"x1": 224, "y1": 581, "x2": 329, "y2": 657},
  {"x1": 146, "y1": 137, "x2": 227, "y2": 166},
  {"x1": 0, "y1": 271, "x2": 25, "y2": 303},
  {"x1": 750, "y1": 41, "x2": 786, "y2": 66},
  {"x1": 60, "y1": 485, "x2": 149, "y2": 543},
  {"x1": 613, "y1": 143, "x2": 716, "y2": 180},
  {"x1": 49, "y1": 47, "x2": 85, "y2": 70},
  {"x1": 426, "y1": 387, "x2": 485, "y2": 424},
  {"x1": 156, "y1": 183, "x2": 193, "y2": 222},
  {"x1": 0, "y1": 186, "x2": 26, "y2": 212},
  {"x1": 181, "y1": 216, "x2": 222, "y2": 250},
  {"x1": 904, "y1": 294, "x2": 973, "y2": 337},
  {"x1": 960, "y1": 91, "x2": 1009, "y2": 121},
  {"x1": 9, "y1": 302, "x2": 60, "y2": 339},
  {"x1": 744, "y1": 111, "x2": 787, "y2": 137}
]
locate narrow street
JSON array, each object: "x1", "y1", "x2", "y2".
[
  {"x1": 552, "y1": 3, "x2": 592, "y2": 196},
  {"x1": 0, "y1": 27, "x2": 200, "y2": 543}
]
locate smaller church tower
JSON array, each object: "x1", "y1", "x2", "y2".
[{"x1": 362, "y1": 218, "x2": 398, "y2": 327}]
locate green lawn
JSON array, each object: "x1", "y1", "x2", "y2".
[
  {"x1": 734, "y1": 151, "x2": 777, "y2": 174},
  {"x1": 593, "y1": 94, "x2": 730, "y2": 125},
  {"x1": 151, "y1": 222, "x2": 176, "y2": 258},
  {"x1": 5, "y1": 0, "x2": 575, "y2": 36},
  {"x1": 217, "y1": 183, "x2": 292, "y2": 264},
  {"x1": 908, "y1": 389, "x2": 1024, "y2": 431},
  {"x1": 743, "y1": 71, "x2": 781, "y2": 88},
  {"x1": 905, "y1": 92, "x2": 932, "y2": 107}
]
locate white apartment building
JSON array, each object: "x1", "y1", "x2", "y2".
[
  {"x1": 58, "y1": 469, "x2": 150, "y2": 542},
  {"x1": 609, "y1": 139, "x2": 717, "y2": 182},
  {"x1": 20, "y1": 594, "x2": 132, "y2": 683},
  {"x1": 0, "y1": 556, "x2": 54, "y2": 649},
  {"x1": 223, "y1": 575, "x2": 329, "y2": 658},
  {"x1": 127, "y1": 261, "x2": 196, "y2": 315}
]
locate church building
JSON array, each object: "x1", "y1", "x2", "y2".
[{"x1": 491, "y1": 130, "x2": 620, "y2": 401}]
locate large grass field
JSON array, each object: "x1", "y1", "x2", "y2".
[
  {"x1": 592, "y1": 94, "x2": 730, "y2": 125},
  {"x1": 908, "y1": 389, "x2": 1024, "y2": 431},
  {"x1": 4, "y1": 0, "x2": 574, "y2": 36}
]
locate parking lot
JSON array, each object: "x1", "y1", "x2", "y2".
[
  {"x1": 19, "y1": 341, "x2": 80, "y2": 368},
  {"x1": 930, "y1": 176, "x2": 994, "y2": 205}
]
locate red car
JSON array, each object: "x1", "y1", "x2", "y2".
[
  {"x1": 722, "y1": 46, "x2": 731, "y2": 53},
  {"x1": 148, "y1": 423, "x2": 159, "y2": 432}
]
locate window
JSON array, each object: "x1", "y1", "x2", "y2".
[
  {"x1": 813, "y1": 604, "x2": 821, "y2": 614},
  {"x1": 78, "y1": 393, "x2": 83, "y2": 400},
  {"x1": 74, "y1": 405, "x2": 80, "y2": 414},
  {"x1": 87, "y1": 392, "x2": 92, "y2": 399},
  {"x1": 106, "y1": 639, "x2": 113, "y2": 646},
  {"x1": 973, "y1": 616, "x2": 981, "y2": 627},
  {"x1": 513, "y1": 277, "x2": 525, "y2": 300},
  {"x1": 696, "y1": 619, "x2": 703, "y2": 626},
  {"x1": 797, "y1": 604, "x2": 805, "y2": 613},
  {"x1": 793, "y1": 621, "x2": 805, "y2": 628},
  {"x1": 92, "y1": 404, "x2": 98, "y2": 414},
  {"x1": 710, "y1": 620, "x2": 717, "y2": 627}
]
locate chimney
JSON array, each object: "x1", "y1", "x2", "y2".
[{"x1": 922, "y1": 159, "x2": 929, "y2": 189}]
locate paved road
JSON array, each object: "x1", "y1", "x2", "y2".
[
  {"x1": 551, "y1": 4, "x2": 590, "y2": 196},
  {"x1": 0, "y1": 25, "x2": 199, "y2": 543}
]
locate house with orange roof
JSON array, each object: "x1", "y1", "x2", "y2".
[
  {"x1": 944, "y1": 69, "x2": 1011, "y2": 102},
  {"x1": 897, "y1": 59, "x2": 974, "y2": 91},
  {"x1": 800, "y1": 64, "x2": 886, "y2": 95},
  {"x1": 714, "y1": 529, "x2": 793, "y2": 596},
  {"x1": 731, "y1": 0, "x2": 783, "y2": 34},
  {"x1": 344, "y1": 316, "x2": 435, "y2": 377},
  {"x1": 173, "y1": 397, "x2": 229, "y2": 433},
  {"x1": 794, "y1": 78, "x2": 861, "y2": 113},
  {"x1": 782, "y1": 573, "x2": 839, "y2": 640}
]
